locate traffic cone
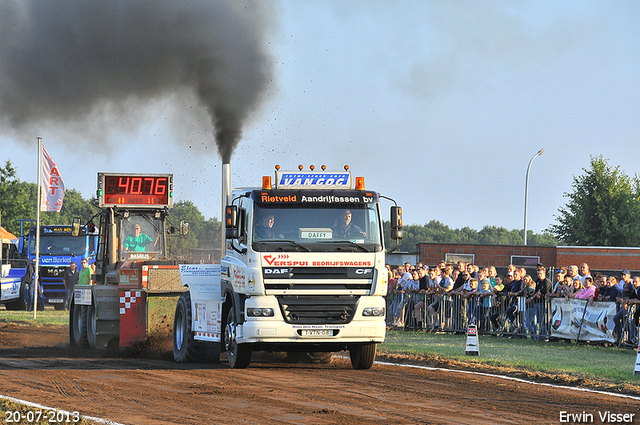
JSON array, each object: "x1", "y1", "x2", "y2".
[
  {"x1": 634, "y1": 340, "x2": 640, "y2": 375},
  {"x1": 465, "y1": 324, "x2": 479, "y2": 356}
]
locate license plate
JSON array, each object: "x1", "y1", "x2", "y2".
[{"x1": 301, "y1": 329, "x2": 333, "y2": 337}]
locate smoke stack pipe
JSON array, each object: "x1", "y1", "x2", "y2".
[{"x1": 221, "y1": 163, "x2": 231, "y2": 258}]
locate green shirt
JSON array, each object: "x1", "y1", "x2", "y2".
[
  {"x1": 78, "y1": 266, "x2": 92, "y2": 285},
  {"x1": 124, "y1": 233, "x2": 153, "y2": 252}
]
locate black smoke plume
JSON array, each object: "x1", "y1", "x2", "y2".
[{"x1": 0, "y1": 0, "x2": 274, "y2": 162}]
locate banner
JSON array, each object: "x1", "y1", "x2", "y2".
[
  {"x1": 40, "y1": 144, "x2": 65, "y2": 212},
  {"x1": 550, "y1": 298, "x2": 617, "y2": 342}
]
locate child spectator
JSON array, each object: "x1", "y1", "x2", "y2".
[
  {"x1": 465, "y1": 278, "x2": 479, "y2": 325},
  {"x1": 523, "y1": 275, "x2": 538, "y2": 338},
  {"x1": 552, "y1": 267, "x2": 567, "y2": 297},
  {"x1": 476, "y1": 279, "x2": 493, "y2": 332}
]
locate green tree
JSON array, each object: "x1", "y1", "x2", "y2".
[
  {"x1": 478, "y1": 225, "x2": 522, "y2": 245},
  {"x1": 1, "y1": 160, "x2": 98, "y2": 236},
  {"x1": 42, "y1": 190, "x2": 99, "y2": 226},
  {"x1": 198, "y1": 217, "x2": 222, "y2": 250},
  {"x1": 549, "y1": 155, "x2": 640, "y2": 246},
  {"x1": 384, "y1": 219, "x2": 556, "y2": 252},
  {"x1": 166, "y1": 200, "x2": 204, "y2": 256},
  {"x1": 166, "y1": 201, "x2": 222, "y2": 256},
  {"x1": 0, "y1": 160, "x2": 37, "y2": 236}
]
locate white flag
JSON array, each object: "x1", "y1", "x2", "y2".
[{"x1": 40, "y1": 144, "x2": 66, "y2": 212}]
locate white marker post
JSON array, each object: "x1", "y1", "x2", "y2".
[{"x1": 465, "y1": 324, "x2": 479, "y2": 356}]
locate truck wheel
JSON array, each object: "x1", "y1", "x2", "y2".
[
  {"x1": 224, "y1": 307, "x2": 252, "y2": 368},
  {"x1": 173, "y1": 292, "x2": 221, "y2": 364},
  {"x1": 173, "y1": 292, "x2": 197, "y2": 362},
  {"x1": 72, "y1": 305, "x2": 89, "y2": 348},
  {"x1": 87, "y1": 304, "x2": 97, "y2": 349},
  {"x1": 349, "y1": 342, "x2": 376, "y2": 370},
  {"x1": 5, "y1": 281, "x2": 27, "y2": 311}
]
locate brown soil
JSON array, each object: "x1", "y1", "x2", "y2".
[{"x1": 0, "y1": 323, "x2": 638, "y2": 425}]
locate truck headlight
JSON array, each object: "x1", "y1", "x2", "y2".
[
  {"x1": 247, "y1": 308, "x2": 275, "y2": 317},
  {"x1": 362, "y1": 307, "x2": 385, "y2": 317}
]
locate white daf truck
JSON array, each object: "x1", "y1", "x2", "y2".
[{"x1": 173, "y1": 164, "x2": 402, "y2": 369}]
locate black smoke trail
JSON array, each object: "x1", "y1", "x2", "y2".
[{"x1": 0, "y1": 0, "x2": 275, "y2": 162}]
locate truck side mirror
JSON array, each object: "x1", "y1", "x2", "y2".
[
  {"x1": 180, "y1": 220, "x2": 189, "y2": 236},
  {"x1": 72, "y1": 217, "x2": 81, "y2": 237},
  {"x1": 390, "y1": 206, "x2": 403, "y2": 240},
  {"x1": 225, "y1": 205, "x2": 239, "y2": 239}
]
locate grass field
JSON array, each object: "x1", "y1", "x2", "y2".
[
  {"x1": 380, "y1": 329, "x2": 640, "y2": 390},
  {"x1": 0, "y1": 307, "x2": 68, "y2": 326}
]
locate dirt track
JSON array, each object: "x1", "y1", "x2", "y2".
[{"x1": 0, "y1": 323, "x2": 638, "y2": 425}]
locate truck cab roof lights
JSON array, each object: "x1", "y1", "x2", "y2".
[
  {"x1": 321, "y1": 165, "x2": 326, "y2": 170},
  {"x1": 344, "y1": 165, "x2": 349, "y2": 171},
  {"x1": 355, "y1": 177, "x2": 365, "y2": 191},
  {"x1": 309, "y1": 165, "x2": 315, "y2": 171},
  {"x1": 275, "y1": 165, "x2": 280, "y2": 170},
  {"x1": 298, "y1": 165, "x2": 304, "y2": 170},
  {"x1": 262, "y1": 175, "x2": 272, "y2": 190}
]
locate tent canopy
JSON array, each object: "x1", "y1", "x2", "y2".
[{"x1": 1, "y1": 226, "x2": 17, "y2": 244}]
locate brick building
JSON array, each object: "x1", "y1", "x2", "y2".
[{"x1": 416, "y1": 243, "x2": 640, "y2": 274}]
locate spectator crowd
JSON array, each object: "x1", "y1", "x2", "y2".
[{"x1": 385, "y1": 261, "x2": 640, "y2": 347}]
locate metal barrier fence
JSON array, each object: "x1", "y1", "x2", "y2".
[{"x1": 385, "y1": 291, "x2": 639, "y2": 343}]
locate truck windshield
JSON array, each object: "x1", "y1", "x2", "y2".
[
  {"x1": 30, "y1": 235, "x2": 88, "y2": 256},
  {"x1": 252, "y1": 205, "x2": 382, "y2": 252},
  {"x1": 119, "y1": 214, "x2": 164, "y2": 258}
]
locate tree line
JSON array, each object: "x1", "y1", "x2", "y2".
[
  {"x1": 384, "y1": 221, "x2": 557, "y2": 252},
  {"x1": 3, "y1": 155, "x2": 638, "y2": 254},
  {"x1": 0, "y1": 160, "x2": 221, "y2": 257}
]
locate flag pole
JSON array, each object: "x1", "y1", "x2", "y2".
[{"x1": 34, "y1": 137, "x2": 42, "y2": 319}]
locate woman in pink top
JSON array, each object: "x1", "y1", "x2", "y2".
[{"x1": 572, "y1": 276, "x2": 596, "y2": 304}]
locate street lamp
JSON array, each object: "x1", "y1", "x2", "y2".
[{"x1": 523, "y1": 148, "x2": 545, "y2": 245}]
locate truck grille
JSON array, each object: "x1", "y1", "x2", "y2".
[
  {"x1": 277, "y1": 295, "x2": 359, "y2": 325},
  {"x1": 263, "y1": 267, "x2": 373, "y2": 291}
]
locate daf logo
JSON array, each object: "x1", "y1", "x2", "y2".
[
  {"x1": 355, "y1": 268, "x2": 372, "y2": 275},
  {"x1": 264, "y1": 268, "x2": 290, "y2": 275}
]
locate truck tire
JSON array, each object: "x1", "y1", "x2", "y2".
[
  {"x1": 349, "y1": 342, "x2": 376, "y2": 370},
  {"x1": 173, "y1": 292, "x2": 197, "y2": 362},
  {"x1": 224, "y1": 306, "x2": 252, "y2": 369},
  {"x1": 72, "y1": 305, "x2": 89, "y2": 348},
  {"x1": 173, "y1": 292, "x2": 220, "y2": 363},
  {"x1": 87, "y1": 304, "x2": 97, "y2": 349},
  {"x1": 5, "y1": 281, "x2": 28, "y2": 311}
]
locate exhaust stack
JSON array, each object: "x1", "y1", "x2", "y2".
[{"x1": 221, "y1": 163, "x2": 231, "y2": 258}]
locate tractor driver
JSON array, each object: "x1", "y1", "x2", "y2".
[{"x1": 124, "y1": 224, "x2": 157, "y2": 252}]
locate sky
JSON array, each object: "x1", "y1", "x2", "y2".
[{"x1": 1, "y1": 1, "x2": 639, "y2": 236}]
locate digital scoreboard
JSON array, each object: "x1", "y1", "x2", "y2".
[{"x1": 97, "y1": 173, "x2": 173, "y2": 208}]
